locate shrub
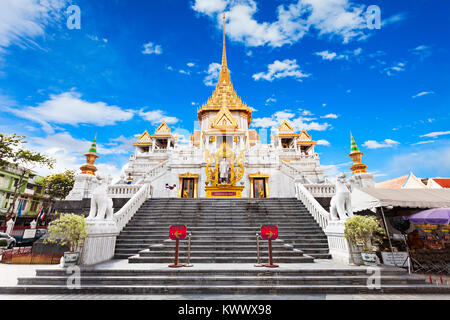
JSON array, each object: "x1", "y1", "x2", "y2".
[
  {"x1": 344, "y1": 215, "x2": 385, "y2": 252},
  {"x1": 45, "y1": 213, "x2": 87, "y2": 252}
]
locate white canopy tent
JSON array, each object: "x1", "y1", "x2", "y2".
[{"x1": 352, "y1": 188, "x2": 450, "y2": 212}]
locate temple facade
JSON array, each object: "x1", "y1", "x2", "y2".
[{"x1": 119, "y1": 17, "x2": 327, "y2": 199}]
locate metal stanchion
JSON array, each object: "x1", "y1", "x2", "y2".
[
  {"x1": 264, "y1": 238, "x2": 278, "y2": 268},
  {"x1": 185, "y1": 232, "x2": 193, "y2": 267},
  {"x1": 254, "y1": 233, "x2": 263, "y2": 267},
  {"x1": 169, "y1": 239, "x2": 184, "y2": 268}
]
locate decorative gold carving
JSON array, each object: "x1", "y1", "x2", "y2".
[
  {"x1": 211, "y1": 106, "x2": 239, "y2": 129},
  {"x1": 155, "y1": 121, "x2": 171, "y2": 133},
  {"x1": 133, "y1": 130, "x2": 153, "y2": 146},
  {"x1": 210, "y1": 136, "x2": 216, "y2": 142},
  {"x1": 204, "y1": 142, "x2": 245, "y2": 187},
  {"x1": 279, "y1": 120, "x2": 295, "y2": 133}
]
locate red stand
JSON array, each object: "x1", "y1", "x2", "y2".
[
  {"x1": 264, "y1": 239, "x2": 278, "y2": 268},
  {"x1": 169, "y1": 239, "x2": 184, "y2": 268}
]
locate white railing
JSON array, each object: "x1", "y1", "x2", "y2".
[
  {"x1": 108, "y1": 184, "x2": 142, "y2": 198},
  {"x1": 145, "y1": 160, "x2": 168, "y2": 181},
  {"x1": 304, "y1": 184, "x2": 336, "y2": 197},
  {"x1": 114, "y1": 183, "x2": 151, "y2": 232},
  {"x1": 295, "y1": 181, "x2": 330, "y2": 230},
  {"x1": 279, "y1": 160, "x2": 303, "y2": 179}
]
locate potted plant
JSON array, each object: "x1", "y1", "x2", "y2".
[
  {"x1": 45, "y1": 213, "x2": 87, "y2": 267},
  {"x1": 344, "y1": 215, "x2": 385, "y2": 266}
]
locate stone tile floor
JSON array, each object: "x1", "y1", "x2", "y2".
[{"x1": 0, "y1": 259, "x2": 449, "y2": 300}]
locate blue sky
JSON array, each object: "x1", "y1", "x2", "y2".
[{"x1": 0, "y1": 0, "x2": 449, "y2": 181}]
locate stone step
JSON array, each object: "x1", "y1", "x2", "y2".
[
  {"x1": 138, "y1": 250, "x2": 305, "y2": 257},
  {"x1": 128, "y1": 256, "x2": 314, "y2": 263},
  {"x1": 4, "y1": 284, "x2": 449, "y2": 295},
  {"x1": 17, "y1": 275, "x2": 426, "y2": 286}
]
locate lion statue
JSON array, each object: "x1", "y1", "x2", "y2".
[
  {"x1": 329, "y1": 173, "x2": 354, "y2": 221},
  {"x1": 87, "y1": 175, "x2": 114, "y2": 220}
]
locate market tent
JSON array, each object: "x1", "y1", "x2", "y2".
[{"x1": 351, "y1": 188, "x2": 450, "y2": 212}]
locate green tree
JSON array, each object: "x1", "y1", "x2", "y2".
[
  {"x1": 40, "y1": 170, "x2": 75, "y2": 200},
  {"x1": 0, "y1": 134, "x2": 55, "y2": 219},
  {"x1": 45, "y1": 213, "x2": 87, "y2": 252}
]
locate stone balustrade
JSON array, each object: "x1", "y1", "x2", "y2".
[
  {"x1": 114, "y1": 183, "x2": 152, "y2": 232},
  {"x1": 295, "y1": 181, "x2": 330, "y2": 230},
  {"x1": 304, "y1": 184, "x2": 336, "y2": 197},
  {"x1": 108, "y1": 184, "x2": 142, "y2": 198}
]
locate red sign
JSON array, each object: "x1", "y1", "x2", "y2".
[
  {"x1": 261, "y1": 225, "x2": 278, "y2": 240},
  {"x1": 169, "y1": 225, "x2": 187, "y2": 240},
  {"x1": 211, "y1": 192, "x2": 236, "y2": 197}
]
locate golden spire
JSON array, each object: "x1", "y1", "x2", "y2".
[
  {"x1": 197, "y1": 12, "x2": 252, "y2": 125},
  {"x1": 218, "y1": 12, "x2": 230, "y2": 84},
  {"x1": 80, "y1": 135, "x2": 99, "y2": 175},
  {"x1": 348, "y1": 133, "x2": 368, "y2": 174}
]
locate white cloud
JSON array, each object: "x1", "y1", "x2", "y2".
[
  {"x1": 142, "y1": 42, "x2": 162, "y2": 55},
  {"x1": 412, "y1": 91, "x2": 434, "y2": 98},
  {"x1": 253, "y1": 59, "x2": 310, "y2": 82},
  {"x1": 410, "y1": 45, "x2": 432, "y2": 60},
  {"x1": 28, "y1": 131, "x2": 128, "y2": 181},
  {"x1": 138, "y1": 109, "x2": 179, "y2": 125},
  {"x1": 192, "y1": 0, "x2": 378, "y2": 47},
  {"x1": 388, "y1": 144, "x2": 450, "y2": 178},
  {"x1": 0, "y1": 0, "x2": 68, "y2": 51},
  {"x1": 321, "y1": 113, "x2": 338, "y2": 119},
  {"x1": 187, "y1": 62, "x2": 195, "y2": 67},
  {"x1": 362, "y1": 139, "x2": 400, "y2": 149},
  {"x1": 203, "y1": 62, "x2": 221, "y2": 86},
  {"x1": 192, "y1": 0, "x2": 227, "y2": 16},
  {"x1": 420, "y1": 131, "x2": 450, "y2": 139},
  {"x1": 315, "y1": 47, "x2": 362, "y2": 61},
  {"x1": 317, "y1": 139, "x2": 330, "y2": 146},
  {"x1": 315, "y1": 50, "x2": 337, "y2": 60},
  {"x1": 252, "y1": 108, "x2": 330, "y2": 132},
  {"x1": 412, "y1": 140, "x2": 435, "y2": 146},
  {"x1": 179, "y1": 69, "x2": 190, "y2": 75},
  {"x1": 265, "y1": 97, "x2": 276, "y2": 105},
  {"x1": 6, "y1": 91, "x2": 134, "y2": 133},
  {"x1": 384, "y1": 62, "x2": 406, "y2": 76}
]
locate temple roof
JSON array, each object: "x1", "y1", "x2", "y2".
[{"x1": 198, "y1": 14, "x2": 252, "y2": 121}]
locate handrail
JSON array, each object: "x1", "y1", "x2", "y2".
[
  {"x1": 295, "y1": 181, "x2": 330, "y2": 230},
  {"x1": 304, "y1": 184, "x2": 336, "y2": 197},
  {"x1": 114, "y1": 183, "x2": 151, "y2": 232}
]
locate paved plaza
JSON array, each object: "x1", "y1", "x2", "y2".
[{"x1": 1, "y1": 259, "x2": 449, "y2": 300}]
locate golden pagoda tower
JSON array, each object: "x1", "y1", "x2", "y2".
[
  {"x1": 80, "y1": 135, "x2": 99, "y2": 175},
  {"x1": 348, "y1": 133, "x2": 368, "y2": 174}
]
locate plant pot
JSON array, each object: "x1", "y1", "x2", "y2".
[
  {"x1": 360, "y1": 252, "x2": 378, "y2": 266},
  {"x1": 63, "y1": 251, "x2": 80, "y2": 267}
]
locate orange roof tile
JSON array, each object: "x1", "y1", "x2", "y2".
[
  {"x1": 432, "y1": 178, "x2": 450, "y2": 188},
  {"x1": 375, "y1": 175, "x2": 408, "y2": 189}
]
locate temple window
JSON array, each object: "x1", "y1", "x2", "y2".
[{"x1": 281, "y1": 138, "x2": 294, "y2": 149}]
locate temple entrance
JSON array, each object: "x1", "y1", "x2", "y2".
[
  {"x1": 181, "y1": 178, "x2": 195, "y2": 198},
  {"x1": 253, "y1": 178, "x2": 267, "y2": 198},
  {"x1": 178, "y1": 173, "x2": 198, "y2": 198},
  {"x1": 249, "y1": 172, "x2": 269, "y2": 198}
]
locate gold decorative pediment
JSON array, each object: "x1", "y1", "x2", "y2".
[
  {"x1": 179, "y1": 172, "x2": 199, "y2": 179},
  {"x1": 299, "y1": 129, "x2": 312, "y2": 141},
  {"x1": 155, "y1": 121, "x2": 171, "y2": 133},
  {"x1": 211, "y1": 106, "x2": 239, "y2": 129},
  {"x1": 279, "y1": 120, "x2": 295, "y2": 133},
  {"x1": 133, "y1": 130, "x2": 153, "y2": 146}
]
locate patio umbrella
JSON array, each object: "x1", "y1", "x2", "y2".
[{"x1": 407, "y1": 207, "x2": 450, "y2": 225}]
